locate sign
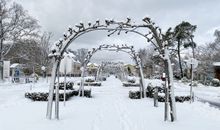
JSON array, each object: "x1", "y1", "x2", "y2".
[
  {"x1": 3, "y1": 61, "x2": 10, "y2": 78},
  {"x1": 186, "y1": 58, "x2": 198, "y2": 69}
]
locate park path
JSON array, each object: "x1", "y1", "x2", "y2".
[{"x1": 90, "y1": 75, "x2": 136, "y2": 130}]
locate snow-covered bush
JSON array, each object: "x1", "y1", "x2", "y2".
[
  {"x1": 189, "y1": 82, "x2": 198, "y2": 87},
  {"x1": 123, "y1": 82, "x2": 140, "y2": 87},
  {"x1": 77, "y1": 82, "x2": 101, "y2": 86},
  {"x1": 211, "y1": 78, "x2": 220, "y2": 87},
  {"x1": 127, "y1": 77, "x2": 136, "y2": 83},
  {"x1": 56, "y1": 82, "x2": 74, "y2": 90},
  {"x1": 25, "y1": 91, "x2": 75, "y2": 101},
  {"x1": 84, "y1": 76, "x2": 95, "y2": 82},
  {"x1": 129, "y1": 91, "x2": 141, "y2": 99},
  {"x1": 181, "y1": 77, "x2": 189, "y2": 83},
  {"x1": 25, "y1": 89, "x2": 92, "y2": 101}
]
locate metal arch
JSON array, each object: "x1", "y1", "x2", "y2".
[
  {"x1": 46, "y1": 17, "x2": 177, "y2": 122},
  {"x1": 49, "y1": 18, "x2": 164, "y2": 59},
  {"x1": 78, "y1": 44, "x2": 145, "y2": 99}
]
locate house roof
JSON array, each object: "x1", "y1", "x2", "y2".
[{"x1": 10, "y1": 63, "x2": 20, "y2": 68}]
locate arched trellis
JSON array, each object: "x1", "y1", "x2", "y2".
[
  {"x1": 78, "y1": 44, "x2": 146, "y2": 99},
  {"x1": 47, "y1": 17, "x2": 176, "y2": 122}
]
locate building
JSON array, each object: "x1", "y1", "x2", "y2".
[
  {"x1": 87, "y1": 63, "x2": 99, "y2": 76},
  {"x1": 124, "y1": 64, "x2": 137, "y2": 76},
  {"x1": 59, "y1": 52, "x2": 82, "y2": 77},
  {"x1": 213, "y1": 62, "x2": 220, "y2": 80}
]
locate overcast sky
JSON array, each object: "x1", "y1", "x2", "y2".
[{"x1": 15, "y1": 0, "x2": 220, "y2": 63}]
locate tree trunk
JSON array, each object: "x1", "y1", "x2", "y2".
[
  {"x1": 0, "y1": 20, "x2": 4, "y2": 81},
  {"x1": 177, "y1": 40, "x2": 183, "y2": 78},
  {"x1": 164, "y1": 48, "x2": 177, "y2": 122}
]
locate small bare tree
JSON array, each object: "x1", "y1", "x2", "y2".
[{"x1": 69, "y1": 48, "x2": 88, "y2": 65}]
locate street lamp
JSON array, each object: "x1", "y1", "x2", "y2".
[{"x1": 41, "y1": 66, "x2": 46, "y2": 78}]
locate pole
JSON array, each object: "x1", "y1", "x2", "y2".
[
  {"x1": 190, "y1": 64, "x2": 193, "y2": 103},
  {"x1": 64, "y1": 58, "x2": 67, "y2": 106},
  {"x1": 164, "y1": 76, "x2": 169, "y2": 121},
  {"x1": 55, "y1": 70, "x2": 60, "y2": 119},
  {"x1": 154, "y1": 87, "x2": 158, "y2": 107}
]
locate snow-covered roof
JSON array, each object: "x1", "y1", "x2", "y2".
[
  {"x1": 10, "y1": 63, "x2": 20, "y2": 68},
  {"x1": 213, "y1": 62, "x2": 220, "y2": 66},
  {"x1": 87, "y1": 63, "x2": 99, "y2": 66},
  {"x1": 63, "y1": 52, "x2": 77, "y2": 62}
]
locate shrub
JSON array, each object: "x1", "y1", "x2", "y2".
[
  {"x1": 25, "y1": 89, "x2": 92, "y2": 101},
  {"x1": 57, "y1": 82, "x2": 74, "y2": 90},
  {"x1": 211, "y1": 78, "x2": 220, "y2": 87},
  {"x1": 129, "y1": 83, "x2": 191, "y2": 102},
  {"x1": 181, "y1": 77, "x2": 189, "y2": 83},
  {"x1": 77, "y1": 82, "x2": 101, "y2": 86},
  {"x1": 123, "y1": 82, "x2": 140, "y2": 87}
]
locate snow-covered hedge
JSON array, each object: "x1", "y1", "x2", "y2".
[
  {"x1": 129, "y1": 90, "x2": 191, "y2": 102},
  {"x1": 85, "y1": 76, "x2": 95, "y2": 82},
  {"x1": 25, "y1": 89, "x2": 92, "y2": 101},
  {"x1": 129, "y1": 83, "x2": 191, "y2": 102},
  {"x1": 56, "y1": 82, "x2": 74, "y2": 90},
  {"x1": 122, "y1": 82, "x2": 140, "y2": 87},
  {"x1": 77, "y1": 82, "x2": 102, "y2": 86},
  {"x1": 181, "y1": 77, "x2": 189, "y2": 83},
  {"x1": 211, "y1": 78, "x2": 220, "y2": 87},
  {"x1": 25, "y1": 91, "x2": 75, "y2": 101}
]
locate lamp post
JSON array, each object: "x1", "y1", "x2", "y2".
[{"x1": 41, "y1": 66, "x2": 46, "y2": 78}]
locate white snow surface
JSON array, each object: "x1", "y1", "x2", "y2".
[{"x1": 0, "y1": 76, "x2": 220, "y2": 130}]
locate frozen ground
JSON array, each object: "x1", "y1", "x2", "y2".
[{"x1": 0, "y1": 76, "x2": 220, "y2": 130}]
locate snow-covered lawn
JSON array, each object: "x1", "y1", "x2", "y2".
[{"x1": 0, "y1": 76, "x2": 220, "y2": 130}]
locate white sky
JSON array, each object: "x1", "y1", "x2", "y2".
[{"x1": 15, "y1": 0, "x2": 220, "y2": 63}]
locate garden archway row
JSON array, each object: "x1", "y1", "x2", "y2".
[
  {"x1": 78, "y1": 44, "x2": 146, "y2": 99},
  {"x1": 47, "y1": 17, "x2": 177, "y2": 121}
]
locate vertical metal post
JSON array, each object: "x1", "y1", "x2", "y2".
[
  {"x1": 46, "y1": 60, "x2": 59, "y2": 119},
  {"x1": 190, "y1": 64, "x2": 194, "y2": 103},
  {"x1": 64, "y1": 58, "x2": 67, "y2": 106},
  {"x1": 55, "y1": 70, "x2": 60, "y2": 119}
]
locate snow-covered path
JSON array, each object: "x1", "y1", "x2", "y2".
[{"x1": 0, "y1": 76, "x2": 220, "y2": 130}]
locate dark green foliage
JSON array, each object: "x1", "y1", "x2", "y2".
[
  {"x1": 77, "y1": 82, "x2": 101, "y2": 86},
  {"x1": 55, "y1": 82, "x2": 74, "y2": 90},
  {"x1": 129, "y1": 85, "x2": 191, "y2": 102},
  {"x1": 123, "y1": 82, "x2": 140, "y2": 87},
  {"x1": 25, "y1": 89, "x2": 92, "y2": 101}
]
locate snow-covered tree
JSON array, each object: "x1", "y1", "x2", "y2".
[
  {"x1": 172, "y1": 21, "x2": 197, "y2": 78},
  {"x1": 0, "y1": 0, "x2": 40, "y2": 79}
]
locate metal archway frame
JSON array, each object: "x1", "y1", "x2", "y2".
[
  {"x1": 46, "y1": 17, "x2": 176, "y2": 122},
  {"x1": 78, "y1": 44, "x2": 146, "y2": 99}
]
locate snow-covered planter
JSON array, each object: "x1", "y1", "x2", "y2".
[
  {"x1": 78, "y1": 89, "x2": 92, "y2": 98},
  {"x1": 181, "y1": 77, "x2": 189, "y2": 83},
  {"x1": 129, "y1": 83, "x2": 191, "y2": 102},
  {"x1": 77, "y1": 82, "x2": 101, "y2": 86},
  {"x1": 56, "y1": 82, "x2": 74, "y2": 90},
  {"x1": 122, "y1": 82, "x2": 140, "y2": 87},
  {"x1": 129, "y1": 91, "x2": 142, "y2": 99},
  {"x1": 189, "y1": 82, "x2": 198, "y2": 87},
  {"x1": 25, "y1": 91, "x2": 75, "y2": 101},
  {"x1": 127, "y1": 78, "x2": 136, "y2": 83},
  {"x1": 211, "y1": 78, "x2": 220, "y2": 87},
  {"x1": 25, "y1": 89, "x2": 92, "y2": 101},
  {"x1": 85, "y1": 77, "x2": 95, "y2": 82}
]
